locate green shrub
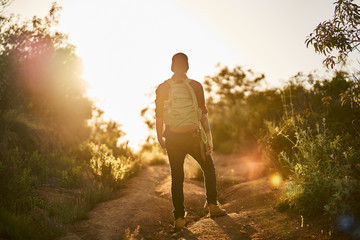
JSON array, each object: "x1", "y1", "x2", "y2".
[
  {"x1": 60, "y1": 166, "x2": 82, "y2": 188},
  {"x1": 0, "y1": 148, "x2": 39, "y2": 213},
  {"x1": 267, "y1": 116, "x2": 360, "y2": 217},
  {"x1": 0, "y1": 208, "x2": 64, "y2": 240},
  {"x1": 46, "y1": 197, "x2": 88, "y2": 224},
  {"x1": 88, "y1": 142, "x2": 140, "y2": 188}
]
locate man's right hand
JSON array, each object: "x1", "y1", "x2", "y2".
[
  {"x1": 158, "y1": 137, "x2": 166, "y2": 149},
  {"x1": 156, "y1": 117, "x2": 166, "y2": 149}
]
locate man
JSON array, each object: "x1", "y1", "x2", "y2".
[{"x1": 155, "y1": 53, "x2": 226, "y2": 231}]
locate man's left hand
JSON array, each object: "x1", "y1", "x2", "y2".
[{"x1": 206, "y1": 141, "x2": 213, "y2": 155}]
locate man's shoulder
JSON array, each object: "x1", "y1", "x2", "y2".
[
  {"x1": 156, "y1": 78, "x2": 203, "y2": 92},
  {"x1": 156, "y1": 80, "x2": 171, "y2": 95},
  {"x1": 189, "y1": 79, "x2": 203, "y2": 91},
  {"x1": 188, "y1": 79, "x2": 201, "y2": 85}
]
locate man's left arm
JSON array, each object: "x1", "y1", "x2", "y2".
[
  {"x1": 201, "y1": 113, "x2": 213, "y2": 155},
  {"x1": 196, "y1": 81, "x2": 213, "y2": 155}
]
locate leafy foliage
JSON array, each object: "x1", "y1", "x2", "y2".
[
  {"x1": 0, "y1": 4, "x2": 92, "y2": 150},
  {"x1": 267, "y1": 116, "x2": 360, "y2": 217},
  {"x1": 303, "y1": 2, "x2": 360, "y2": 222},
  {"x1": 204, "y1": 65, "x2": 265, "y2": 106},
  {"x1": 89, "y1": 108, "x2": 135, "y2": 158},
  {"x1": 203, "y1": 65, "x2": 269, "y2": 153},
  {"x1": 204, "y1": 62, "x2": 360, "y2": 227},
  {"x1": 0, "y1": 0, "x2": 11, "y2": 11},
  {"x1": 204, "y1": 65, "x2": 360, "y2": 154},
  {"x1": 306, "y1": 0, "x2": 360, "y2": 108},
  {"x1": 260, "y1": 73, "x2": 360, "y2": 221},
  {"x1": 140, "y1": 94, "x2": 157, "y2": 147},
  {"x1": 88, "y1": 142, "x2": 140, "y2": 188},
  {"x1": 306, "y1": 0, "x2": 360, "y2": 68},
  {"x1": 0, "y1": 4, "x2": 140, "y2": 240}
]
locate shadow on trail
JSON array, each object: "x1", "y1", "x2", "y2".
[
  {"x1": 213, "y1": 214, "x2": 253, "y2": 240},
  {"x1": 180, "y1": 213, "x2": 256, "y2": 240},
  {"x1": 176, "y1": 229, "x2": 200, "y2": 240}
]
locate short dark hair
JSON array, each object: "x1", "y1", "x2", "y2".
[{"x1": 171, "y1": 53, "x2": 189, "y2": 73}]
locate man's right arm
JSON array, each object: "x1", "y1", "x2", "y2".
[
  {"x1": 155, "y1": 83, "x2": 166, "y2": 148},
  {"x1": 156, "y1": 117, "x2": 166, "y2": 148}
]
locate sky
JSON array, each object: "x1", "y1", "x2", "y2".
[{"x1": 4, "y1": 0, "x2": 352, "y2": 149}]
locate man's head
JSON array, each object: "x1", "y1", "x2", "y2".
[{"x1": 171, "y1": 53, "x2": 189, "y2": 73}]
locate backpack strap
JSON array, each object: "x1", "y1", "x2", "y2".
[
  {"x1": 185, "y1": 79, "x2": 208, "y2": 145},
  {"x1": 164, "y1": 79, "x2": 173, "y2": 99},
  {"x1": 184, "y1": 79, "x2": 201, "y2": 122},
  {"x1": 165, "y1": 78, "x2": 173, "y2": 86}
]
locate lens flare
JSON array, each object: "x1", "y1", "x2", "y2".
[
  {"x1": 337, "y1": 215, "x2": 355, "y2": 232},
  {"x1": 270, "y1": 172, "x2": 282, "y2": 187}
]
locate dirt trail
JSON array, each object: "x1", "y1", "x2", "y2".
[{"x1": 59, "y1": 152, "x2": 336, "y2": 240}]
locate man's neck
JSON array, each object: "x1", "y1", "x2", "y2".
[{"x1": 172, "y1": 73, "x2": 188, "y2": 83}]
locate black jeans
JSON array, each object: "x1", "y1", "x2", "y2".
[{"x1": 165, "y1": 129, "x2": 218, "y2": 219}]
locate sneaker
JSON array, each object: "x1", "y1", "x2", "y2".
[
  {"x1": 208, "y1": 203, "x2": 227, "y2": 218},
  {"x1": 174, "y1": 217, "x2": 185, "y2": 231}
]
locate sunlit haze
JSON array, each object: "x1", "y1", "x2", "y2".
[{"x1": 6, "y1": 0, "x2": 343, "y2": 149}]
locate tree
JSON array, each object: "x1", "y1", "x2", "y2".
[
  {"x1": 306, "y1": 0, "x2": 360, "y2": 107},
  {"x1": 0, "y1": 3, "x2": 93, "y2": 150},
  {"x1": 0, "y1": 0, "x2": 11, "y2": 11},
  {"x1": 203, "y1": 64, "x2": 265, "y2": 107},
  {"x1": 203, "y1": 65, "x2": 267, "y2": 152},
  {"x1": 89, "y1": 108, "x2": 134, "y2": 158},
  {"x1": 306, "y1": 0, "x2": 360, "y2": 68}
]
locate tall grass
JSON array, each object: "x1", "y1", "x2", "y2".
[
  {"x1": 0, "y1": 143, "x2": 140, "y2": 239},
  {"x1": 88, "y1": 142, "x2": 141, "y2": 188},
  {"x1": 0, "y1": 112, "x2": 141, "y2": 240}
]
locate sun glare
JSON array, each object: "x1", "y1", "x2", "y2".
[
  {"x1": 6, "y1": 0, "x2": 340, "y2": 150},
  {"x1": 57, "y1": 0, "x2": 238, "y2": 149}
]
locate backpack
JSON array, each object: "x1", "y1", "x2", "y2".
[{"x1": 163, "y1": 78, "x2": 202, "y2": 128}]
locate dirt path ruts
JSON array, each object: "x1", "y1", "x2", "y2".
[
  {"x1": 59, "y1": 166, "x2": 173, "y2": 240},
  {"x1": 59, "y1": 152, "x2": 338, "y2": 240}
]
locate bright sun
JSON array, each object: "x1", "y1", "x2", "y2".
[{"x1": 58, "y1": 0, "x2": 238, "y2": 149}]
